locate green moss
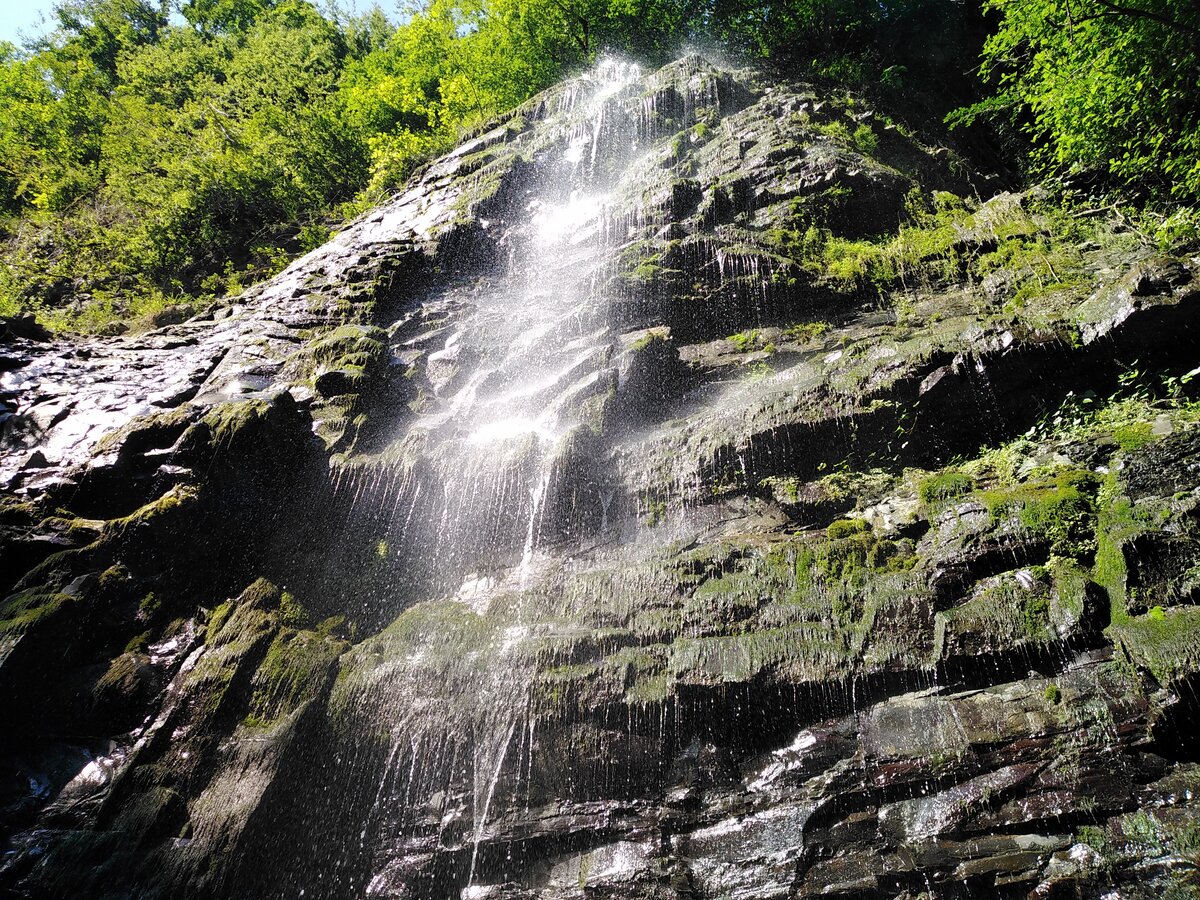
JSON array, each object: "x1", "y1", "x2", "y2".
[
  {"x1": 187, "y1": 601, "x2": 277, "y2": 721},
  {"x1": 985, "y1": 470, "x2": 1098, "y2": 559},
  {"x1": 243, "y1": 627, "x2": 345, "y2": 728},
  {"x1": 103, "y1": 485, "x2": 198, "y2": 544},
  {"x1": 302, "y1": 323, "x2": 388, "y2": 394},
  {"x1": 918, "y1": 471, "x2": 974, "y2": 504},
  {"x1": 813, "y1": 519, "x2": 914, "y2": 584},
  {"x1": 1022, "y1": 590, "x2": 1051, "y2": 635},
  {"x1": 815, "y1": 532, "x2": 872, "y2": 581},
  {"x1": 202, "y1": 400, "x2": 272, "y2": 447},
  {"x1": 628, "y1": 330, "x2": 668, "y2": 353},
  {"x1": 1109, "y1": 606, "x2": 1200, "y2": 685},
  {"x1": 1112, "y1": 421, "x2": 1155, "y2": 451},
  {"x1": 625, "y1": 673, "x2": 673, "y2": 705},
  {"x1": 278, "y1": 591, "x2": 308, "y2": 628},
  {"x1": 98, "y1": 564, "x2": 130, "y2": 588},
  {"x1": 0, "y1": 589, "x2": 74, "y2": 636},
  {"x1": 96, "y1": 651, "x2": 144, "y2": 695},
  {"x1": 727, "y1": 328, "x2": 763, "y2": 351},
  {"x1": 316, "y1": 615, "x2": 351, "y2": 639},
  {"x1": 781, "y1": 321, "x2": 830, "y2": 343},
  {"x1": 867, "y1": 538, "x2": 916, "y2": 572},
  {"x1": 827, "y1": 518, "x2": 872, "y2": 540},
  {"x1": 237, "y1": 578, "x2": 281, "y2": 611},
  {"x1": 629, "y1": 261, "x2": 677, "y2": 283},
  {"x1": 1049, "y1": 557, "x2": 1092, "y2": 628},
  {"x1": 0, "y1": 496, "x2": 38, "y2": 524},
  {"x1": 138, "y1": 592, "x2": 160, "y2": 618},
  {"x1": 760, "y1": 475, "x2": 801, "y2": 504},
  {"x1": 124, "y1": 630, "x2": 151, "y2": 653},
  {"x1": 1092, "y1": 474, "x2": 1156, "y2": 623},
  {"x1": 205, "y1": 601, "x2": 233, "y2": 645},
  {"x1": 1044, "y1": 683, "x2": 1062, "y2": 704}
]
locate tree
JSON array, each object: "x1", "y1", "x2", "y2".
[
  {"x1": 181, "y1": 0, "x2": 277, "y2": 33},
  {"x1": 958, "y1": 0, "x2": 1200, "y2": 200}
]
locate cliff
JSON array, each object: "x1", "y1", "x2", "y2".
[{"x1": 1, "y1": 56, "x2": 1198, "y2": 899}]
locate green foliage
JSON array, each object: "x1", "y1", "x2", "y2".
[
  {"x1": 765, "y1": 188, "x2": 1101, "y2": 302},
  {"x1": 0, "y1": 0, "x2": 623, "y2": 330},
  {"x1": 1044, "y1": 682, "x2": 1061, "y2": 704},
  {"x1": 3, "y1": 0, "x2": 1195, "y2": 335},
  {"x1": 955, "y1": 0, "x2": 1200, "y2": 201}
]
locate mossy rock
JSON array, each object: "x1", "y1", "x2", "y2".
[
  {"x1": 984, "y1": 470, "x2": 1099, "y2": 560},
  {"x1": 243, "y1": 626, "x2": 346, "y2": 728},
  {"x1": 918, "y1": 471, "x2": 974, "y2": 505},
  {"x1": 101, "y1": 484, "x2": 199, "y2": 546},
  {"x1": 1110, "y1": 606, "x2": 1200, "y2": 686},
  {"x1": 0, "y1": 587, "x2": 76, "y2": 637},
  {"x1": 331, "y1": 599, "x2": 497, "y2": 724}
]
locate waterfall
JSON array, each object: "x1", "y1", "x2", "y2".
[
  {"x1": 342, "y1": 58, "x2": 656, "y2": 898},
  {"x1": 337, "y1": 59, "x2": 644, "y2": 607}
]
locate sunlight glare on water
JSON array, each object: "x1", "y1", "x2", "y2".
[
  {"x1": 529, "y1": 192, "x2": 608, "y2": 246},
  {"x1": 465, "y1": 416, "x2": 554, "y2": 445}
]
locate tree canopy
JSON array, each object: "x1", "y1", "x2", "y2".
[
  {"x1": 956, "y1": 0, "x2": 1200, "y2": 201},
  {"x1": 0, "y1": 0, "x2": 1196, "y2": 330}
]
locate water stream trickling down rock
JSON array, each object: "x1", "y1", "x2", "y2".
[{"x1": 2, "y1": 56, "x2": 1199, "y2": 899}]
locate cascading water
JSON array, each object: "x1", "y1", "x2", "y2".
[
  {"x1": 4, "y1": 52, "x2": 1199, "y2": 900},
  {"x1": 331, "y1": 59, "x2": 682, "y2": 898},
  {"x1": 341, "y1": 60, "x2": 646, "y2": 605}
]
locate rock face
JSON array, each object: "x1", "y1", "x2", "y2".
[{"x1": 2, "y1": 56, "x2": 1199, "y2": 900}]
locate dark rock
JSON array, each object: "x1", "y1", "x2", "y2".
[
  {"x1": 0, "y1": 314, "x2": 51, "y2": 343},
  {"x1": 1128, "y1": 255, "x2": 1191, "y2": 296},
  {"x1": 146, "y1": 304, "x2": 193, "y2": 328}
]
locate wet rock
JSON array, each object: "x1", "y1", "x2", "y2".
[{"x1": 1127, "y1": 255, "x2": 1191, "y2": 296}]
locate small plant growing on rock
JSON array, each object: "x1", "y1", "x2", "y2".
[
  {"x1": 918, "y1": 471, "x2": 974, "y2": 504},
  {"x1": 852, "y1": 123, "x2": 878, "y2": 155},
  {"x1": 727, "y1": 329, "x2": 762, "y2": 351},
  {"x1": 781, "y1": 321, "x2": 829, "y2": 343},
  {"x1": 138, "y1": 592, "x2": 161, "y2": 620},
  {"x1": 827, "y1": 518, "x2": 871, "y2": 540}
]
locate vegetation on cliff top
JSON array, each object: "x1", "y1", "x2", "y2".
[{"x1": 0, "y1": 0, "x2": 1197, "y2": 330}]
